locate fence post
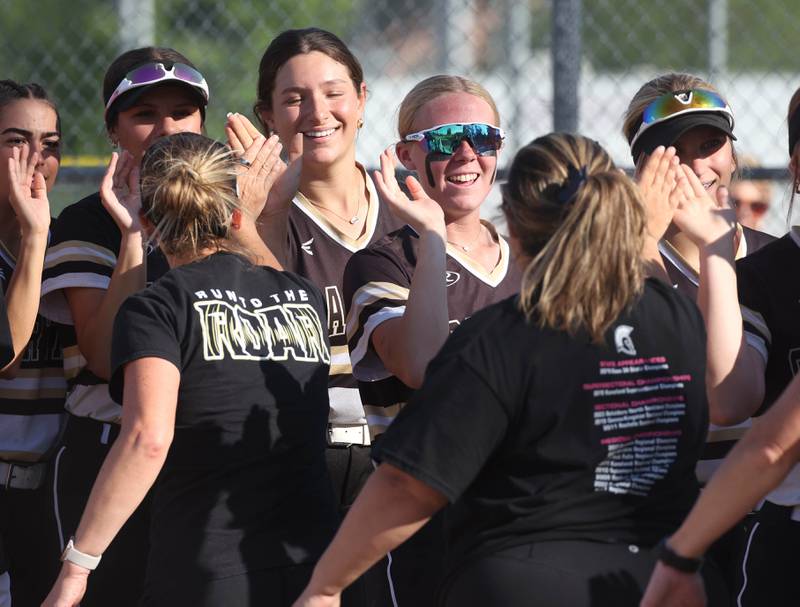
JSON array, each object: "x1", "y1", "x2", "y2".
[
  {"x1": 504, "y1": 0, "x2": 532, "y2": 154},
  {"x1": 438, "y1": 0, "x2": 474, "y2": 73},
  {"x1": 552, "y1": 0, "x2": 582, "y2": 133},
  {"x1": 708, "y1": 0, "x2": 728, "y2": 80},
  {"x1": 118, "y1": 0, "x2": 155, "y2": 50}
]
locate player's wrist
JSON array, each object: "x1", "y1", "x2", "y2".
[{"x1": 656, "y1": 537, "x2": 703, "y2": 573}]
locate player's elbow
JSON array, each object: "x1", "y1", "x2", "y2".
[
  {"x1": 123, "y1": 423, "x2": 173, "y2": 462},
  {"x1": 387, "y1": 358, "x2": 426, "y2": 390}
]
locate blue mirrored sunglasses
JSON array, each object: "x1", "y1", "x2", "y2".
[{"x1": 403, "y1": 122, "x2": 505, "y2": 156}]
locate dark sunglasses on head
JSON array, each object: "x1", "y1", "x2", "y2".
[{"x1": 402, "y1": 122, "x2": 505, "y2": 156}]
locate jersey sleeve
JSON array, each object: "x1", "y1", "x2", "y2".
[
  {"x1": 343, "y1": 245, "x2": 411, "y2": 382},
  {"x1": 40, "y1": 196, "x2": 121, "y2": 324},
  {"x1": 109, "y1": 286, "x2": 181, "y2": 405},
  {"x1": 372, "y1": 329, "x2": 511, "y2": 502},
  {"x1": 737, "y1": 258, "x2": 771, "y2": 365}
]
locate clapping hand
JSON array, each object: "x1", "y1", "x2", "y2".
[
  {"x1": 371, "y1": 147, "x2": 445, "y2": 238},
  {"x1": 670, "y1": 165, "x2": 736, "y2": 249},
  {"x1": 636, "y1": 146, "x2": 679, "y2": 241},
  {"x1": 99, "y1": 151, "x2": 142, "y2": 234},
  {"x1": 7, "y1": 148, "x2": 50, "y2": 237},
  {"x1": 225, "y1": 112, "x2": 302, "y2": 219}
]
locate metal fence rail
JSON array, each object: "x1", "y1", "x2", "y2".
[{"x1": 3, "y1": 0, "x2": 799, "y2": 231}]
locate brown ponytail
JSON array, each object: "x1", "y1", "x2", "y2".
[{"x1": 501, "y1": 133, "x2": 647, "y2": 344}]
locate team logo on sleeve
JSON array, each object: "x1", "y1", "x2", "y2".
[
  {"x1": 301, "y1": 238, "x2": 315, "y2": 256},
  {"x1": 614, "y1": 325, "x2": 637, "y2": 356},
  {"x1": 445, "y1": 271, "x2": 461, "y2": 287}
]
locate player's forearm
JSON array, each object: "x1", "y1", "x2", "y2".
[
  {"x1": 304, "y1": 463, "x2": 446, "y2": 596},
  {"x1": 257, "y1": 204, "x2": 291, "y2": 267},
  {"x1": 232, "y1": 220, "x2": 283, "y2": 270},
  {"x1": 73, "y1": 358, "x2": 177, "y2": 557},
  {"x1": 1, "y1": 230, "x2": 48, "y2": 375},
  {"x1": 76, "y1": 233, "x2": 146, "y2": 380},
  {"x1": 642, "y1": 237, "x2": 671, "y2": 283},
  {"x1": 72, "y1": 417, "x2": 171, "y2": 557},
  {"x1": 669, "y1": 374, "x2": 800, "y2": 559},
  {"x1": 379, "y1": 230, "x2": 449, "y2": 388},
  {"x1": 697, "y1": 237, "x2": 763, "y2": 425}
]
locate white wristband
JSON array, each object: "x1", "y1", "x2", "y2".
[{"x1": 60, "y1": 537, "x2": 102, "y2": 570}]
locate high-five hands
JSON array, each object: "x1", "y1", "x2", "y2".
[{"x1": 371, "y1": 147, "x2": 445, "y2": 238}]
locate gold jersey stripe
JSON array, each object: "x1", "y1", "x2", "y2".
[
  {"x1": 45, "y1": 240, "x2": 116, "y2": 269},
  {"x1": 346, "y1": 281, "x2": 410, "y2": 340}
]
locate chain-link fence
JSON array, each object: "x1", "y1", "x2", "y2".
[{"x1": 2, "y1": 0, "x2": 798, "y2": 232}]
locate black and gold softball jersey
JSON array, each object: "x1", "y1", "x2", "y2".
[
  {"x1": 343, "y1": 222, "x2": 521, "y2": 438},
  {"x1": 736, "y1": 227, "x2": 800, "y2": 505},
  {"x1": 0, "y1": 236, "x2": 66, "y2": 461},
  {"x1": 660, "y1": 224, "x2": 776, "y2": 483},
  {"x1": 285, "y1": 170, "x2": 403, "y2": 426},
  {"x1": 40, "y1": 192, "x2": 169, "y2": 423}
]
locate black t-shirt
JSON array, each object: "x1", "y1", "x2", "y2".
[
  {"x1": 373, "y1": 279, "x2": 708, "y2": 574},
  {"x1": 110, "y1": 252, "x2": 338, "y2": 585}
]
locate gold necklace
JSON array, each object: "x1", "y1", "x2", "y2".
[
  {"x1": 447, "y1": 225, "x2": 485, "y2": 253},
  {"x1": 303, "y1": 190, "x2": 364, "y2": 225}
]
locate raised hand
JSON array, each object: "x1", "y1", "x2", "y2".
[
  {"x1": 372, "y1": 147, "x2": 445, "y2": 237},
  {"x1": 226, "y1": 113, "x2": 301, "y2": 218},
  {"x1": 636, "y1": 146, "x2": 679, "y2": 241},
  {"x1": 670, "y1": 164, "x2": 736, "y2": 248},
  {"x1": 100, "y1": 151, "x2": 142, "y2": 234},
  {"x1": 639, "y1": 562, "x2": 706, "y2": 607},
  {"x1": 262, "y1": 130, "x2": 303, "y2": 221},
  {"x1": 7, "y1": 147, "x2": 50, "y2": 237}
]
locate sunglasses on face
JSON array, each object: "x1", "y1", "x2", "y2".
[
  {"x1": 732, "y1": 197, "x2": 769, "y2": 216},
  {"x1": 402, "y1": 122, "x2": 505, "y2": 156},
  {"x1": 105, "y1": 62, "x2": 209, "y2": 116},
  {"x1": 630, "y1": 89, "x2": 734, "y2": 149}
]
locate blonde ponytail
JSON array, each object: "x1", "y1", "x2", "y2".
[{"x1": 140, "y1": 133, "x2": 240, "y2": 258}]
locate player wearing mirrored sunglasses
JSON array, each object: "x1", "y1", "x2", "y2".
[{"x1": 339, "y1": 75, "x2": 520, "y2": 607}]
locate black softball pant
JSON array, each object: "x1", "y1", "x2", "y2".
[
  {"x1": 440, "y1": 540, "x2": 730, "y2": 607},
  {"x1": 0, "y1": 477, "x2": 62, "y2": 606},
  {"x1": 52, "y1": 414, "x2": 150, "y2": 607},
  {"x1": 142, "y1": 563, "x2": 315, "y2": 607},
  {"x1": 736, "y1": 501, "x2": 800, "y2": 607}
]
